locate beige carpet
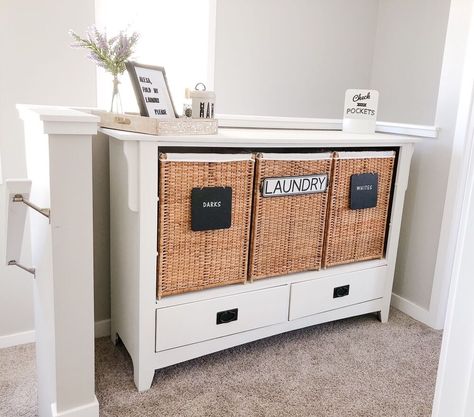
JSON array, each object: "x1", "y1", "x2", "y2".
[{"x1": 0, "y1": 309, "x2": 442, "y2": 417}]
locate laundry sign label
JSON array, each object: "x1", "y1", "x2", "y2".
[
  {"x1": 343, "y1": 89, "x2": 379, "y2": 133},
  {"x1": 261, "y1": 174, "x2": 328, "y2": 197}
]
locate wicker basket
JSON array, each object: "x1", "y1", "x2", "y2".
[
  {"x1": 249, "y1": 153, "x2": 333, "y2": 280},
  {"x1": 323, "y1": 150, "x2": 396, "y2": 268},
  {"x1": 158, "y1": 153, "x2": 254, "y2": 297}
]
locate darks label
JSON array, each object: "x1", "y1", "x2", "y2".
[{"x1": 191, "y1": 187, "x2": 232, "y2": 231}]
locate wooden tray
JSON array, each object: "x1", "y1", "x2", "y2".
[{"x1": 94, "y1": 111, "x2": 218, "y2": 136}]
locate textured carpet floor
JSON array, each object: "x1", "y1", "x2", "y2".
[{"x1": 0, "y1": 308, "x2": 442, "y2": 417}]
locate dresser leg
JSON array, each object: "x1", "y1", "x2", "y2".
[
  {"x1": 134, "y1": 364, "x2": 155, "y2": 392},
  {"x1": 378, "y1": 309, "x2": 389, "y2": 323}
]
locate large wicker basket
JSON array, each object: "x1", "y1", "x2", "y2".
[
  {"x1": 323, "y1": 150, "x2": 396, "y2": 268},
  {"x1": 158, "y1": 153, "x2": 255, "y2": 297},
  {"x1": 249, "y1": 153, "x2": 333, "y2": 280}
]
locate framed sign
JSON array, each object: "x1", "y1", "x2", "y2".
[{"x1": 126, "y1": 61, "x2": 177, "y2": 119}]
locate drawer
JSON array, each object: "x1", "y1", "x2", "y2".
[
  {"x1": 156, "y1": 285, "x2": 289, "y2": 351},
  {"x1": 289, "y1": 267, "x2": 386, "y2": 320}
]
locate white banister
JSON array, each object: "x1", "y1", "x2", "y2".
[{"x1": 15, "y1": 105, "x2": 99, "y2": 417}]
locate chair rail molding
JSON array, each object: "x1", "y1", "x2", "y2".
[
  {"x1": 216, "y1": 114, "x2": 438, "y2": 138},
  {"x1": 16, "y1": 104, "x2": 99, "y2": 417}
]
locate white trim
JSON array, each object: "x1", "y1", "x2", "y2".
[
  {"x1": 217, "y1": 114, "x2": 343, "y2": 131},
  {"x1": 94, "y1": 319, "x2": 111, "y2": 338},
  {"x1": 337, "y1": 150, "x2": 396, "y2": 159},
  {"x1": 427, "y1": 0, "x2": 474, "y2": 331},
  {"x1": 51, "y1": 398, "x2": 99, "y2": 417},
  {"x1": 375, "y1": 121, "x2": 438, "y2": 138},
  {"x1": 216, "y1": 114, "x2": 438, "y2": 138},
  {"x1": 16, "y1": 104, "x2": 100, "y2": 124},
  {"x1": 390, "y1": 293, "x2": 431, "y2": 325},
  {"x1": 102, "y1": 127, "x2": 420, "y2": 146},
  {"x1": 259, "y1": 152, "x2": 332, "y2": 160},
  {"x1": 164, "y1": 152, "x2": 253, "y2": 162},
  {"x1": 0, "y1": 320, "x2": 111, "y2": 349},
  {"x1": 0, "y1": 329, "x2": 35, "y2": 349},
  {"x1": 433, "y1": 3, "x2": 474, "y2": 412},
  {"x1": 207, "y1": 0, "x2": 217, "y2": 90}
]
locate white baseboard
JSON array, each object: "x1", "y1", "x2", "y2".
[
  {"x1": 0, "y1": 329, "x2": 35, "y2": 349},
  {"x1": 51, "y1": 397, "x2": 99, "y2": 417},
  {"x1": 0, "y1": 319, "x2": 111, "y2": 349},
  {"x1": 94, "y1": 319, "x2": 111, "y2": 338},
  {"x1": 391, "y1": 293, "x2": 432, "y2": 326}
]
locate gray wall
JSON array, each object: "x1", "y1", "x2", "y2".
[
  {"x1": 0, "y1": 0, "x2": 454, "y2": 342},
  {"x1": 214, "y1": 0, "x2": 379, "y2": 118},
  {"x1": 370, "y1": 0, "x2": 451, "y2": 125},
  {"x1": 373, "y1": 0, "x2": 452, "y2": 309},
  {"x1": 214, "y1": 0, "x2": 452, "y2": 314},
  {"x1": 215, "y1": 0, "x2": 450, "y2": 127},
  {"x1": 0, "y1": 0, "x2": 97, "y2": 340}
]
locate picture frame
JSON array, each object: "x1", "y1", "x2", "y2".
[{"x1": 125, "y1": 61, "x2": 177, "y2": 119}]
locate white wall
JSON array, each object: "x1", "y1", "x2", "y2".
[
  {"x1": 214, "y1": 0, "x2": 379, "y2": 118},
  {"x1": 0, "y1": 0, "x2": 97, "y2": 344},
  {"x1": 95, "y1": 0, "x2": 211, "y2": 114}
]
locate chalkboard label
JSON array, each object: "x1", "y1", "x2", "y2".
[
  {"x1": 350, "y1": 173, "x2": 378, "y2": 209},
  {"x1": 262, "y1": 174, "x2": 328, "y2": 197},
  {"x1": 191, "y1": 187, "x2": 232, "y2": 231}
]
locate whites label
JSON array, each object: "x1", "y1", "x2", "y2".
[{"x1": 262, "y1": 174, "x2": 328, "y2": 197}]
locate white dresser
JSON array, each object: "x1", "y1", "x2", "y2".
[{"x1": 104, "y1": 127, "x2": 416, "y2": 391}]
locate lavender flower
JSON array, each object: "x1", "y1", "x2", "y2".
[{"x1": 69, "y1": 26, "x2": 139, "y2": 77}]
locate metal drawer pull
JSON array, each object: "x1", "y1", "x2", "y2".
[
  {"x1": 216, "y1": 308, "x2": 238, "y2": 325},
  {"x1": 333, "y1": 285, "x2": 350, "y2": 298}
]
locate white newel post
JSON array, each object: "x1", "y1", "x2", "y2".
[{"x1": 16, "y1": 105, "x2": 99, "y2": 417}]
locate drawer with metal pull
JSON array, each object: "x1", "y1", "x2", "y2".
[
  {"x1": 155, "y1": 285, "x2": 289, "y2": 351},
  {"x1": 289, "y1": 267, "x2": 386, "y2": 320}
]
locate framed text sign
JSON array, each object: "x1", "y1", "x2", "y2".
[{"x1": 126, "y1": 61, "x2": 177, "y2": 119}]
